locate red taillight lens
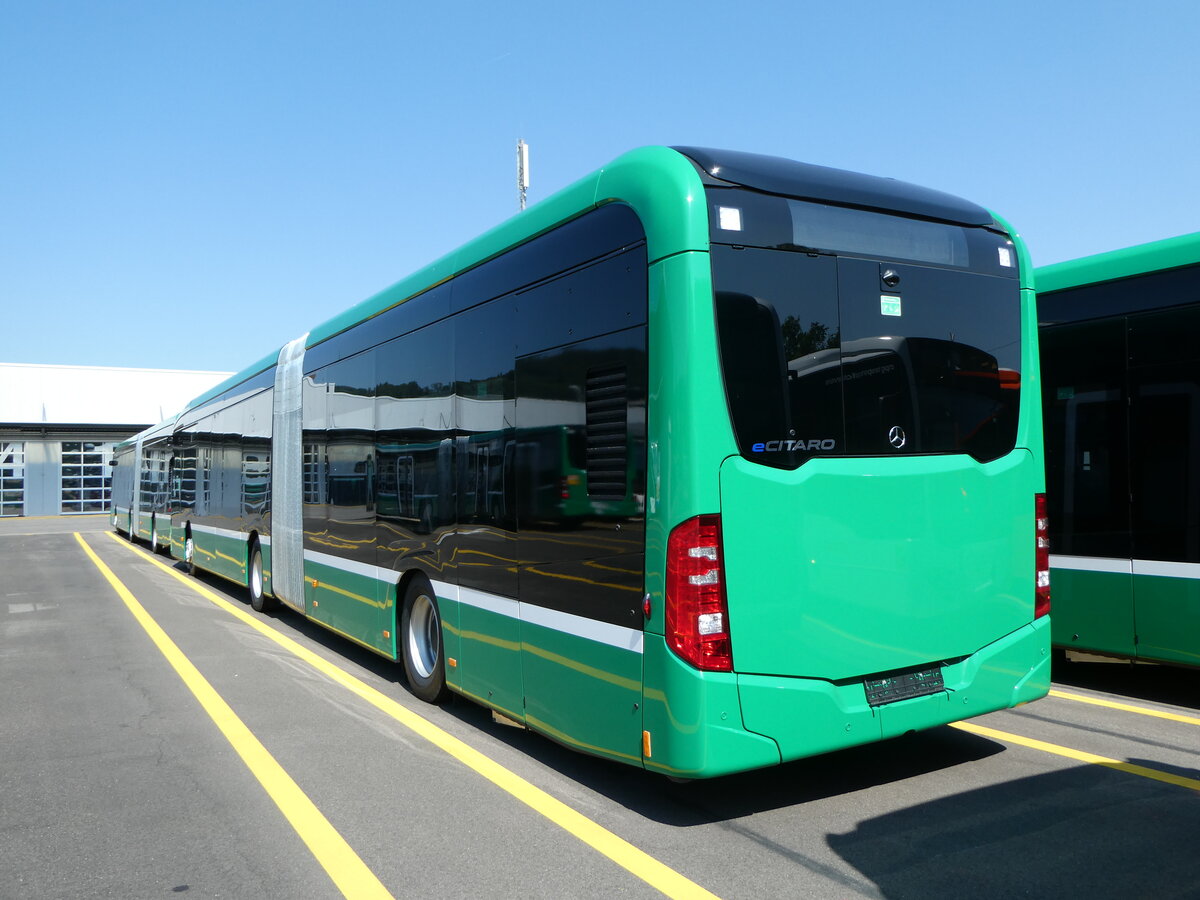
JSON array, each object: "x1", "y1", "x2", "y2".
[
  {"x1": 1035, "y1": 493, "x2": 1051, "y2": 619},
  {"x1": 665, "y1": 514, "x2": 732, "y2": 672}
]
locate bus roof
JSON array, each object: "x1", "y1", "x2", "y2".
[
  {"x1": 1035, "y1": 230, "x2": 1200, "y2": 294},
  {"x1": 674, "y1": 146, "x2": 996, "y2": 226}
]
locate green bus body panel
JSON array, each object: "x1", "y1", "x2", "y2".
[
  {"x1": 190, "y1": 530, "x2": 248, "y2": 584},
  {"x1": 1135, "y1": 572, "x2": 1200, "y2": 666},
  {"x1": 720, "y1": 451, "x2": 1039, "y2": 682},
  {"x1": 304, "y1": 558, "x2": 391, "y2": 656},
  {"x1": 1036, "y1": 230, "x2": 1200, "y2": 294},
  {"x1": 641, "y1": 636, "x2": 782, "y2": 778},
  {"x1": 1049, "y1": 567, "x2": 1136, "y2": 657},
  {"x1": 169, "y1": 524, "x2": 186, "y2": 559},
  {"x1": 738, "y1": 618, "x2": 1049, "y2": 765},
  {"x1": 1137, "y1": 573, "x2": 1200, "y2": 667},
  {"x1": 439, "y1": 593, "x2": 463, "y2": 692},
  {"x1": 1051, "y1": 566, "x2": 1200, "y2": 666},
  {"x1": 520, "y1": 620, "x2": 643, "y2": 766},
  {"x1": 456, "y1": 602, "x2": 525, "y2": 722}
]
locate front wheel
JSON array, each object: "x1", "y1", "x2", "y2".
[
  {"x1": 248, "y1": 543, "x2": 275, "y2": 612},
  {"x1": 401, "y1": 579, "x2": 449, "y2": 703}
]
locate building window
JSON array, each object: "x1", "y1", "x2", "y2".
[
  {"x1": 1, "y1": 442, "x2": 25, "y2": 517},
  {"x1": 303, "y1": 443, "x2": 324, "y2": 504},
  {"x1": 61, "y1": 441, "x2": 113, "y2": 514}
]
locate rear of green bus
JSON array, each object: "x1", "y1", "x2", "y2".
[{"x1": 640, "y1": 148, "x2": 1050, "y2": 778}]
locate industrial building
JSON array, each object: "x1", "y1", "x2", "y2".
[{"x1": 0, "y1": 363, "x2": 230, "y2": 517}]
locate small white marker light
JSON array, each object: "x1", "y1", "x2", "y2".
[{"x1": 718, "y1": 206, "x2": 743, "y2": 231}]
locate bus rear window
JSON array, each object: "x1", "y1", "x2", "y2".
[{"x1": 712, "y1": 244, "x2": 1022, "y2": 468}]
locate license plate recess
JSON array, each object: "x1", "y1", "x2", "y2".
[{"x1": 863, "y1": 666, "x2": 945, "y2": 707}]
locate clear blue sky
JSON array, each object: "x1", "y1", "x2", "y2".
[{"x1": 3, "y1": 1, "x2": 1197, "y2": 373}]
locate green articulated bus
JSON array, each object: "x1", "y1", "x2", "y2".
[
  {"x1": 1037, "y1": 232, "x2": 1200, "y2": 667},
  {"x1": 111, "y1": 146, "x2": 1050, "y2": 778}
]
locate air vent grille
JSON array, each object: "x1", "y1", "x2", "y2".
[{"x1": 586, "y1": 366, "x2": 627, "y2": 499}]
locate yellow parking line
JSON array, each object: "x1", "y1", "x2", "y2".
[
  {"x1": 105, "y1": 531, "x2": 720, "y2": 900},
  {"x1": 951, "y1": 720, "x2": 1200, "y2": 792},
  {"x1": 76, "y1": 534, "x2": 393, "y2": 900},
  {"x1": 1049, "y1": 689, "x2": 1200, "y2": 726}
]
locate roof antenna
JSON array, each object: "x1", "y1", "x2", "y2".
[{"x1": 517, "y1": 139, "x2": 530, "y2": 211}]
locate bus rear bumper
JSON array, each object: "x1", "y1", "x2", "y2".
[
  {"x1": 736, "y1": 616, "x2": 1051, "y2": 766},
  {"x1": 641, "y1": 619, "x2": 1049, "y2": 778}
]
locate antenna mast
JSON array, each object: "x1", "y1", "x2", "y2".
[{"x1": 517, "y1": 139, "x2": 530, "y2": 211}]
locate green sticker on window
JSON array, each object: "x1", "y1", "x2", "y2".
[{"x1": 880, "y1": 295, "x2": 902, "y2": 317}]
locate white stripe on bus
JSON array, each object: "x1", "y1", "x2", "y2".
[
  {"x1": 189, "y1": 522, "x2": 252, "y2": 543},
  {"x1": 182, "y1": 526, "x2": 645, "y2": 654},
  {"x1": 441, "y1": 582, "x2": 644, "y2": 655},
  {"x1": 1132, "y1": 559, "x2": 1200, "y2": 579},
  {"x1": 1050, "y1": 554, "x2": 1200, "y2": 580},
  {"x1": 1049, "y1": 555, "x2": 1131, "y2": 574}
]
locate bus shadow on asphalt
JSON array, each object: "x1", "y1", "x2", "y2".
[
  {"x1": 827, "y1": 761, "x2": 1200, "y2": 899},
  {"x1": 485, "y1": 721, "x2": 1008, "y2": 826}
]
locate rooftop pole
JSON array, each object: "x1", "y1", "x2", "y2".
[{"x1": 517, "y1": 139, "x2": 529, "y2": 211}]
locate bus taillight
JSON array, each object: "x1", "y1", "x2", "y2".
[
  {"x1": 666, "y1": 514, "x2": 732, "y2": 672},
  {"x1": 1035, "y1": 493, "x2": 1051, "y2": 619}
]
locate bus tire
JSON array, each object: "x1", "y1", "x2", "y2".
[
  {"x1": 401, "y1": 578, "x2": 449, "y2": 703},
  {"x1": 248, "y1": 542, "x2": 275, "y2": 612}
]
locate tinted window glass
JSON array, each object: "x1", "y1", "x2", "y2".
[
  {"x1": 707, "y1": 188, "x2": 1018, "y2": 277},
  {"x1": 1038, "y1": 318, "x2": 1131, "y2": 557},
  {"x1": 454, "y1": 297, "x2": 518, "y2": 598},
  {"x1": 375, "y1": 320, "x2": 455, "y2": 565},
  {"x1": 514, "y1": 244, "x2": 648, "y2": 354},
  {"x1": 790, "y1": 202, "x2": 968, "y2": 267},
  {"x1": 307, "y1": 283, "x2": 453, "y2": 372},
  {"x1": 1128, "y1": 305, "x2": 1200, "y2": 563},
  {"x1": 713, "y1": 247, "x2": 840, "y2": 467},
  {"x1": 304, "y1": 352, "x2": 377, "y2": 566},
  {"x1": 453, "y1": 203, "x2": 644, "y2": 313},
  {"x1": 712, "y1": 242, "x2": 1022, "y2": 468},
  {"x1": 837, "y1": 257, "x2": 1021, "y2": 461},
  {"x1": 1037, "y1": 264, "x2": 1200, "y2": 326}
]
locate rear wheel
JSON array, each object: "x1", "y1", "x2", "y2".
[
  {"x1": 401, "y1": 578, "x2": 449, "y2": 703},
  {"x1": 248, "y1": 543, "x2": 275, "y2": 612}
]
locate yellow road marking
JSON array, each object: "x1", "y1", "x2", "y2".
[
  {"x1": 77, "y1": 534, "x2": 393, "y2": 900},
  {"x1": 1049, "y1": 689, "x2": 1200, "y2": 726},
  {"x1": 105, "y1": 531, "x2": 720, "y2": 900},
  {"x1": 951, "y1": 720, "x2": 1200, "y2": 792}
]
